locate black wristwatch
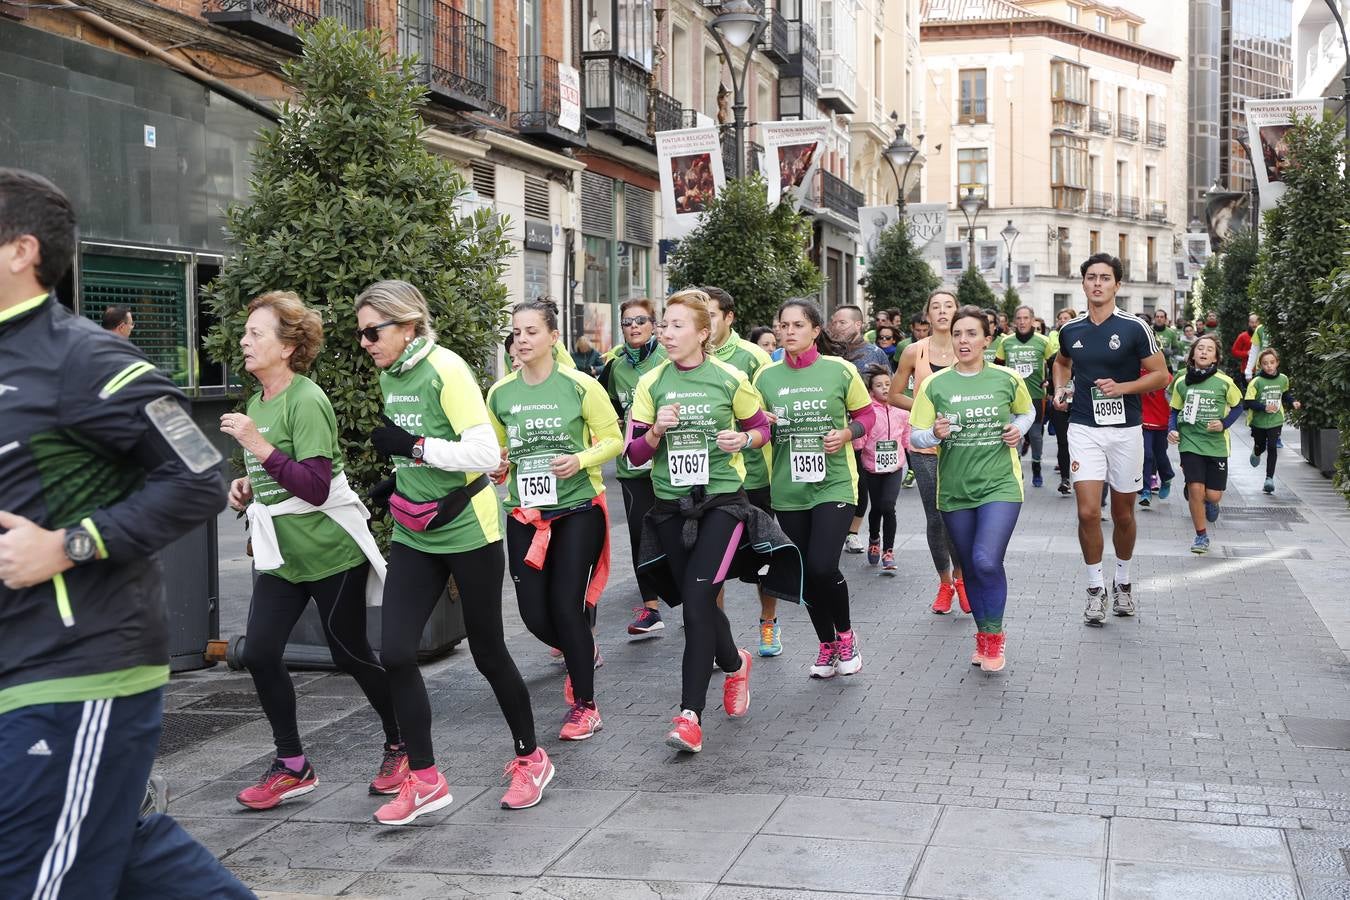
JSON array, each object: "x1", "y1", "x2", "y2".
[
  {"x1": 410, "y1": 438, "x2": 426, "y2": 461},
  {"x1": 64, "y1": 525, "x2": 99, "y2": 565}
]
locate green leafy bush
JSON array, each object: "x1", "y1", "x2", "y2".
[
  {"x1": 667, "y1": 175, "x2": 822, "y2": 330},
  {"x1": 1214, "y1": 228, "x2": 1258, "y2": 382},
  {"x1": 956, "y1": 265, "x2": 997, "y2": 308},
  {"x1": 202, "y1": 21, "x2": 511, "y2": 521}
]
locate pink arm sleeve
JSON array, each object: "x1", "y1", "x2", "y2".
[
  {"x1": 736, "y1": 408, "x2": 771, "y2": 447},
  {"x1": 626, "y1": 418, "x2": 658, "y2": 467},
  {"x1": 262, "y1": 450, "x2": 333, "y2": 506}
]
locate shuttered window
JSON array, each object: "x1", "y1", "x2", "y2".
[
  {"x1": 524, "y1": 175, "x2": 550, "y2": 220},
  {"x1": 471, "y1": 160, "x2": 496, "y2": 199},
  {"x1": 581, "y1": 171, "x2": 614, "y2": 237},
  {"x1": 623, "y1": 186, "x2": 654, "y2": 246},
  {"x1": 80, "y1": 252, "x2": 190, "y2": 386}
]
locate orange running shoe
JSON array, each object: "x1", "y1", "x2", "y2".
[
  {"x1": 932, "y1": 581, "x2": 955, "y2": 615},
  {"x1": 980, "y1": 633, "x2": 1006, "y2": 673},
  {"x1": 955, "y1": 578, "x2": 971, "y2": 614}
]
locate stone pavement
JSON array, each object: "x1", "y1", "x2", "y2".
[{"x1": 159, "y1": 427, "x2": 1350, "y2": 898}]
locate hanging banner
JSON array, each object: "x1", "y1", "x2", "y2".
[
  {"x1": 656, "y1": 126, "x2": 727, "y2": 239},
  {"x1": 976, "y1": 240, "x2": 1002, "y2": 278},
  {"x1": 905, "y1": 204, "x2": 949, "y2": 256},
  {"x1": 557, "y1": 63, "x2": 582, "y2": 133},
  {"x1": 760, "y1": 119, "x2": 829, "y2": 208},
  {"x1": 859, "y1": 205, "x2": 900, "y2": 265},
  {"x1": 1245, "y1": 98, "x2": 1325, "y2": 210}
]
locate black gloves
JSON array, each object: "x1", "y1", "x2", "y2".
[
  {"x1": 368, "y1": 476, "x2": 396, "y2": 511},
  {"x1": 371, "y1": 414, "x2": 420, "y2": 460}
]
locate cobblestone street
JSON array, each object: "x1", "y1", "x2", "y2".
[{"x1": 159, "y1": 427, "x2": 1350, "y2": 899}]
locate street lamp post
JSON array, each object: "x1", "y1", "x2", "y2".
[
  {"x1": 958, "y1": 187, "x2": 986, "y2": 275},
  {"x1": 1325, "y1": 0, "x2": 1350, "y2": 180},
  {"x1": 882, "y1": 113, "x2": 924, "y2": 215},
  {"x1": 707, "y1": 0, "x2": 768, "y2": 180},
  {"x1": 1000, "y1": 219, "x2": 1020, "y2": 290}
]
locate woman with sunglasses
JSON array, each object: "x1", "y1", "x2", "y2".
[
  {"x1": 487, "y1": 298, "x2": 623, "y2": 742},
  {"x1": 874, "y1": 325, "x2": 901, "y2": 372},
  {"x1": 598, "y1": 297, "x2": 669, "y2": 639},
  {"x1": 357, "y1": 281, "x2": 549, "y2": 825}
]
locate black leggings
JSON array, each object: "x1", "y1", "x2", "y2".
[
  {"x1": 1050, "y1": 405, "x2": 1071, "y2": 476},
  {"x1": 776, "y1": 502, "x2": 854, "y2": 644},
  {"x1": 652, "y1": 508, "x2": 743, "y2": 716},
  {"x1": 506, "y1": 505, "x2": 604, "y2": 705},
  {"x1": 382, "y1": 541, "x2": 536, "y2": 769},
  {"x1": 243, "y1": 563, "x2": 399, "y2": 759},
  {"x1": 863, "y1": 470, "x2": 902, "y2": 550},
  {"x1": 619, "y1": 477, "x2": 662, "y2": 604},
  {"x1": 909, "y1": 452, "x2": 957, "y2": 574},
  {"x1": 852, "y1": 445, "x2": 868, "y2": 521},
  {"x1": 1252, "y1": 425, "x2": 1282, "y2": 477}
]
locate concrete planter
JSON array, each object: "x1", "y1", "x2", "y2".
[{"x1": 1316, "y1": 428, "x2": 1341, "y2": 478}]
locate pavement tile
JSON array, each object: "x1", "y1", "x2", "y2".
[
  {"x1": 548, "y1": 827, "x2": 752, "y2": 882},
  {"x1": 221, "y1": 865, "x2": 361, "y2": 895},
  {"x1": 1108, "y1": 818, "x2": 1292, "y2": 871},
  {"x1": 1287, "y1": 826, "x2": 1350, "y2": 876},
  {"x1": 600, "y1": 791, "x2": 784, "y2": 833},
  {"x1": 381, "y1": 823, "x2": 586, "y2": 876},
  {"x1": 723, "y1": 834, "x2": 923, "y2": 894},
  {"x1": 178, "y1": 816, "x2": 282, "y2": 857},
  {"x1": 907, "y1": 845, "x2": 1103, "y2": 899},
  {"x1": 1107, "y1": 861, "x2": 1299, "y2": 900},
  {"x1": 760, "y1": 795, "x2": 939, "y2": 844},
  {"x1": 168, "y1": 779, "x2": 347, "y2": 820},
  {"x1": 930, "y1": 806, "x2": 1108, "y2": 857},
  {"x1": 339, "y1": 872, "x2": 545, "y2": 899},
  {"x1": 710, "y1": 887, "x2": 899, "y2": 899},
  {"x1": 445, "y1": 788, "x2": 633, "y2": 829},
  {"x1": 1302, "y1": 877, "x2": 1350, "y2": 900},
  {"x1": 286, "y1": 783, "x2": 489, "y2": 825},
  {"x1": 221, "y1": 821, "x2": 426, "y2": 871}
]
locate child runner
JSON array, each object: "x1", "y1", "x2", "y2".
[
  {"x1": 854, "y1": 365, "x2": 909, "y2": 575},
  {"x1": 488, "y1": 299, "x2": 623, "y2": 741},
  {"x1": 1167, "y1": 334, "x2": 1243, "y2": 554},
  {"x1": 1139, "y1": 364, "x2": 1175, "y2": 508},
  {"x1": 1245, "y1": 348, "x2": 1299, "y2": 495},
  {"x1": 753, "y1": 299, "x2": 875, "y2": 678},
  {"x1": 909, "y1": 305, "x2": 1034, "y2": 672}
]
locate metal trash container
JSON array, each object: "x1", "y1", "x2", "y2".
[{"x1": 160, "y1": 517, "x2": 220, "y2": 673}]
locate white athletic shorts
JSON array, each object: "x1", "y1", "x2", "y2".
[{"x1": 1067, "y1": 423, "x2": 1144, "y2": 493}]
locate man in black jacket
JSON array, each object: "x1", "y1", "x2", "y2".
[{"x1": 0, "y1": 169, "x2": 252, "y2": 898}]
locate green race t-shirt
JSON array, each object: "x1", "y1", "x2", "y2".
[
  {"x1": 1169, "y1": 371, "x2": 1243, "y2": 457},
  {"x1": 1245, "y1": 372, "x2": 1290, "y2": 429},
  {"x1": 713, "y1": 335, "x2": 773, "y2": 489},
  {"x1": 909, "y1": 365, "x2": 1033, "y2": 512},
  {"x1": 630, "y1": 356, "x2": 763, "y2": 501},
  {"x1": 752, "y1": 354, "x2": 871, "y2": 511},
  {"x1": 1000, "y1": 332, "x2": 1053, "y2": 399},
  {"x1": 605, "y1": 342, "x2": 668, "y2": 479},
  {"x1": 380, "y1": 340, "x2": 502, "y2": 554},
  {"x1": 982, "y1": 332, "x2": 1006, "y2": 365},
  {"x1": 246, "y1": 375, "x2": 365, "y2": 583},
  {"x1": 487, "y1": 363, "x2": 621, "y2": 511}
]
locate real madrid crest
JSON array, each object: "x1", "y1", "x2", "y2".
[{"x1": 1109, "y1": 333, "x2": 1121, "y2": 350}]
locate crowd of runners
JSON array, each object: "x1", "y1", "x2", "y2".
[{"x1": 0, "y1": 169, "x2": 1305, "y2": 897}]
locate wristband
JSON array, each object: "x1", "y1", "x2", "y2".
[{"x1": 743, "y1": 431, "x2": 754, "y2": 450}]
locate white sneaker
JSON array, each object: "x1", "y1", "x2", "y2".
[
  {"x1": 810, "y1": 642, "x2": 838, "y2": 678},
  {"x1": 843, "y1": 533, "x2": 865, "y2": 554},
  {"x1": 1083, "y1": 587, "x2": 1107, "y2": 625}
]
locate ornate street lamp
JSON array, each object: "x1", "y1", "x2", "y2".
[
  {"x1": 958, "y1": 186, "x2": 986, "y2": 273},
  {"x1": 882, "y1": 113, "x2": 924, "y2": 215},
  {"x1": 707, "y1": 0, "x2": 768, "y2": 180},
  {"x1": 1000, "y1": 219, "x2": 1020, "y2": 288}
]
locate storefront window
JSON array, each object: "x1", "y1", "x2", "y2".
[
  {"x1": 523, "y1": 250, "x2": 549, "y2": 302},
  {"x1": 583, "y1": 236, "x2": 613, "y2": 353}
]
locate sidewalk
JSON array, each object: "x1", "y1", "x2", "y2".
[{"x1": 159, "y1": 429, "x2": 1350, "y2": 899}]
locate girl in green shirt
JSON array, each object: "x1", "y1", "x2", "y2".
[{"x1": 1244, "y1": 348, "x2": 1299, "y2": 495}]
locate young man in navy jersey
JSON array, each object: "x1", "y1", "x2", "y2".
[{"x1": 1051, "y1": 253, "x2": 1170, "y2": 625}]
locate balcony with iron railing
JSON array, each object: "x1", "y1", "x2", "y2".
[
  {"x1": 1147, "y1": 261, "x2": 1159, "y2": 282},
  {"x1": 1089, "y1": 108, "x2": 1112, "y2": 135},
  {"x1": 783, "y1": 20, "x2": 819, "y2": 84},
  {"x1": 202, "y1": 0, "x2": 363, "y2": 49},
  {"x1": 811, "y1": 170, "x2": 863, "y2": 222},
  {"x1": 397, "y1": 1, "x2": 506, "y2": 117},
  {"x1": 1146, "y1": 121, "x2": 1166, "y2": 146},
  {"x1": 759, "y1": 2, "x2": 790, "y2": 64},
  {"x1": 651, "y1": 89, "x2": 683, "y2": 136},
  {"x1": 1146, "y1": 199, "x2": 1168, "y2": 223},
  {"x1": 1117, "y1": 195, "x2": 1140, "y2": 218},
  {"x1": 1116, "y1": 113, "x2": 1139, "y2": 140},
  {"x1": 513, "y1": 55, "x2": 586, "y2": 148},
  {"x1": 1087, "y1": 191, "x2": 1113, "y2": 215},
  {"x1": 584, "y1": 55, "x2": 651, "y2": 144}
]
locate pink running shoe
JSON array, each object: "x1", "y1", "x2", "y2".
[
  {"x1": 665, "y1": 711, "x2": 703, "y2": 753},
  {"x1": 236, "y1": 759, "x2": 317, "y2": 811},
  {"x1": 835, "y1": 629, "x2": 862, "y2": 676},
  {"x1": 809, "y1": 641, "x2": 838, "y2": 679},
  {"x1": 373, "y1": 769, "x2": 452, "y2": 825},
  {"x1": 500, "y1": 748, "x2": 555, "y2": 809},
  {"x1": 723, "y1": 648, "x2": 752, "y2": 717},
  {"x1": 559, "y1": 703, "x2": 603, "y2": 741},
  {"x1": 369, "y1": 744, "x2": 409, "y2": 795}
]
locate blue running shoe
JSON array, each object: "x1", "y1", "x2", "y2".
[
  {"x1": 1139, "y1": 490, "x2": 1151, "y2": 508},
  {"x1": 1032, "y1": 473, "x2": 1044, "y2": 488},
  {"x1": 1204, "y1": 500, "x2": 1220, "y2": 523},
  {"x1": 1250, "y1": 451, "x2": 1260, "y2": 467},
  {"x1": 1191, "y1": 533, "x2": 1211, "y2": 555},
  {"x1": 758, "y1": 619, "x2": 782, "y2": 657},
  {"x1": 1158, "y1": 480, "x2": 1172, "y2": 500}
]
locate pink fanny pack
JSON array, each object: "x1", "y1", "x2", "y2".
[{"x1": 388, "y1": 494, "x2": 439, "y2": 532}]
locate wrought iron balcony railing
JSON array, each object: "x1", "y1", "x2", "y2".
[
  {"x1": 397, "y1": 0, "x2": 506, "y2": 117},
  {"x1": 202, "y1": 0, "x2": 363, "y2": 49},
  {"x1": 1088, "y1": 191, "x2": 1113, "y2": 215},
  {"x1": 1146, "y1": 200, "x2": 1168, "y2": 223},
  {"x1": 513, "y1": 54, "x2": 586, "y2": 148},
  {"x1": 1089, "y1": 108, "x2": 1112, "y2": 135},
  {"x1": 814, "y1": 170, "x2": 862, "y2": 221},
  {"x1": 1116, "y1": 113, "x2": 1139, "y2": 140},
  {"x1": 584, "y1": 55, "x2": 651, "y2": 144},
  {"x1": 1146, "y1": 121, "x2": 1166, "y2": 146},
  {"x1": 1117, "y1": 195, "x2": 1140, "y2": 218}
]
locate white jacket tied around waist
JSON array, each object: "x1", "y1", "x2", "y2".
[{"x1": 246, "y1": 472, "x2": 387, "y2": 607}]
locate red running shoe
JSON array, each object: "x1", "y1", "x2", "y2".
[
  {"x1": 931, "y1": 582, "x2": 955, "y2": 615},
  {"x1": 236, "y1": 759, "x2": 317, "y2": 811},
  {"x1": 723, "y1": 648, "x2": 752, "y2": 717},
  {"x1": 559, "y1": 703, "x2": 603, "y2": 741},
  {"x1": 665, "y1": 710, "x2": 703, "y2": 753},
  {"x1": 954, "y1": 577, "x2": 971, "y2": 614},
  {"x1": 981, "y1": 632, "x2": 1007, "y2": 673},
  {"x1": 373, "y1": 769, "x2": 452, "y2": 826},
  {"x1": 970, "y1": 632, "x2": 988, "y2": 667},
  {"x1": 500, "y1": 748, "x2": 554, "y2": 809},
  {"x1": 369, "y1": 744, "x2": 409, "y2": 795}
]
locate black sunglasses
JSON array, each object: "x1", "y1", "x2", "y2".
[
  {"x1": 621, "y1": 315, "x2": 652, "y2": 327},
  {"x1": 356, "y1": 320, "x2": 398, "y2": 343}
]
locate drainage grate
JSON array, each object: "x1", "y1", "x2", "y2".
[
  {"x1": 1222, "y1": 545, "x2": 1312, "y2": 559},
  {"x1": 1281, "y1": 716, "x2": 1350, "y2": 751},
  {"x1": 159, "y1": 711, "x2": 257, "y2": 756},
  {"x1": 1218, "y1": 506, "x2": 1308, "y2": 523},
  {"x1": 183, "y1": 691, "x2": 263, "y2": 712}
]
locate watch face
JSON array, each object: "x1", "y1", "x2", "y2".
[{"x1": 67, "y1": 530, "x2": 95, "y2": 562}]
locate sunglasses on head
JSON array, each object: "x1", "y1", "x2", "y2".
[
  {"x1": 621, "y1": 315, "x2": 652, "y2": 327},
  {"x1": 356, "y1": 320, "x2": 398, "y2": 343}
]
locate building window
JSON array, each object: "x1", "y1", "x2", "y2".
[
  {"x1": 1057, "y1": 227, "x2": 1072, "y2": 278},
  {"x1": 957, "y1": 147, "x2": 988, "y2": 200},
  {"x1": 1067, "y1": 4, "x2": 1078, "y2": 23},
  {"x1": 1051, "y1": 133, "x2": 1088, "y2": 210},
  {"x1": 1051, "y1": 60, "x2": 1088, "y2": 105},
  {"x1": 958, "y1": 69, "x2": 986, "y2": 123},
  {"x1": 1118, "y1": 233, "x2": 1130, "y2": 280},
  {"x1": 1090, "y1": 230, "x2": 1100, "y2": 254},
  {"x1": 1095, "y1": 13, "x2": 1107, "y2": 32},
  {"x1": 1128, "y1": 23, "x2": 1139, "y2": 42},
  {"x1": 583, "y1": 235, "x2": 613, "y2": 351}
]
